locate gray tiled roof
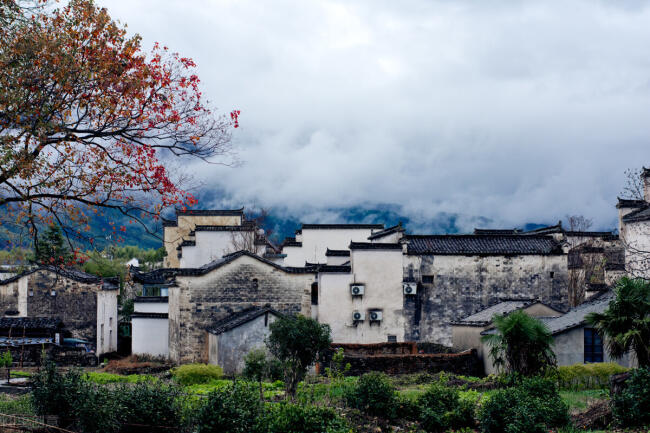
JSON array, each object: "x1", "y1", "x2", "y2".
[
  {"x1": 543, "y1": 291, "x2": 614, "y2": 335},
  {"x1": 176, "y1": 208, "x2": 244, "y2": 216},
  {"x1": 325, "y1": 249, "x2": 350, "y2": 257},
  {"x1": 405, "y1": 235, "x2": 563, "y2": 255},
  {"x1": 0, "y1": 317, "x2": 63, "y2": 330},
  {"x1": 453, "y1": 299, "x2": 543, "y2": 326},
  {"x1": 367, "y1": 223, "x2": 405, "y2": 240},
  {"x1": 207, "y1": 306, "x2": 282, "y2": 335},
  {"x1": 349, "y1": 242, "x2": 402, "y2": 250}
]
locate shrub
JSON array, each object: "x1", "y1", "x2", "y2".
[
  {"x1": 244, "y1": 348, "x2": 269, "y2": 399},
  {"x1": 194, "y1": 381, "x2": 263, "y2": 433},
  {"x1": 611, "y1": 367, "x2": 650, "y2": 427},
  {"x1": 85, "y1": 372, "x2": 157, "y2": 384},
  {"x1": 479, "y1": 377, "x2": 569, "y2": 433},
  {"x1": 114, "y1": 382, "x2": 185, "y2": 433},
  {"x1": 418, "y1": 382, "x2": 475, "y2": 432},
  {"x1": 264, "y1": 402, "x2": 348, "y2": 433},
  {"x1": 31, "y1": 363, "x2": 85, "y2": 426},
  {"x1": 344, "y1": 371, "x2": 398, "y2": 419},
  {"x1": 172, "y1": 363, "x2": 223, "y2": 385},
  {"x1": 552, "y1": 362, "x2": 629, "y2": 390},
  {"x1": 72, "y1": 383, "x2": 121, "y2": 433}
]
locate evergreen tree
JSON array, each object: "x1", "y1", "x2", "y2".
[{"x1": 34, "y1": 224, "x2": 73, "y2": 267}]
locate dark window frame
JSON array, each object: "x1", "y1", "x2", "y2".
[{"x1": 584, "y1": 328, "x2": 604, "y2": 363}]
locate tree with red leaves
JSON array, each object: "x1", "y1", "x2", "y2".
[{"x1": 0, "y1": 0, "x2": 239, "y2": 253}]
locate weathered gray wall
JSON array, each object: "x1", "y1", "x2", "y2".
[
  {"x1": 210, "y1": 312, "x2": 278, "y2": 375},
  {"x1": 404, "y1": 254, "x2": 569, "y2": 346},
  {"x1": 169, "y1": 255, "x2": 312, "y2": 363},
  {"x1": 553, "y1": 326, "x2": 634, "y2": 368},
  {"x1": 0, "y1": 270, "x2": 103, "y2": 342}
]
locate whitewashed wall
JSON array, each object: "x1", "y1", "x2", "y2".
[
  {"x1": 284, "y1": 228, "x2": 376, "y2": 267},
  {"x1": 96, "y1": 290, "x2": 118, "y2": 356},
  {"x1": 132, "y1": 317, "x2": 169, "y2": 358},
  {"x1": 318, "y1": 249, "x2": 404, "y2": 344}
]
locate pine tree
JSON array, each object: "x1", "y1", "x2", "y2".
[{"x1": 34, "y1": 225, "x2": 73, "y2": 267}]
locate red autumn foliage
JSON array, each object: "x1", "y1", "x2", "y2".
[{"x1": 0, "y1": 0, "x2": 239, "y2": 246}]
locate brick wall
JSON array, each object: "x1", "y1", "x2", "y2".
[{"x1": 169, "y1": 255, "x2": 313, "y2": 363}]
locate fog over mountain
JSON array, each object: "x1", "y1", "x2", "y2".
[{"x1": 99, "y1": 0, "x2": 650, "y2": 233}]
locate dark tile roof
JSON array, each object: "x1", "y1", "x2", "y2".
[
  {"x1": 194, "y1": 224, "x2": 254, "y2": 232},
  {"x1": 0, "y1": 266, "x2": 103, "y2": 286},
  {"x1": 299, "y1": 223, "x2": 384, "y2": 231},
  {"x1": 543, "y1": 291, "x2": 614, "y2": 335},
  {"x1": 367, "y1": 223, "x2": 405, "y2": 240},
  {"x1": 349, "y1": 242, "x2": 402, "y2": 250},
  {"x1": 616, "y1": 198, "x2": 647, "y2": 209},
  {"x1": 176, "y1": 208, "x2": 244, "y2": 216},
  {"x1": 316, "y1": 265, "x2": 352, "y2": 273},
  {"x1": 282, "y1": 237, "x2": 302, "y2": 247},
  {"x1": 405, "y1": 235, "x2": 563, "y2": 255},
  {"x1": 622, "y1": 204, "x2": 650, "y2": 223},
  {"x1": 131, "y1": 312, "x2": 169, "y2": 319},
  {"x1": 162, "y1": 220, "x2": 178, "y2": 227},
  {"x1": 134, "y1": 296, "x2": 169, "y2": 303},
  {"x1": 207, "y1": 306, "x2": 282, "y2": 335},
  {"x1": 564, "y1": 231, "x2": 617, "y2": 237},
  {"x1": 131, "y1": 250, "x2": 317, "y2": 284},
  {"x1": 0, "y1": 317, "x2": 63, "y2": 330},
  {"x1": 325, "y1": 249, "x2": 350, "y2": 257},
  {"x1": 0, "y1": 337, "x2": 53, "y2": 347},
  {"x1": 521, "y1": 222, "x2": 563, "y2": 235},
  {"x1": 473, "y1": 228, "x2": 521, "y2": 235}
]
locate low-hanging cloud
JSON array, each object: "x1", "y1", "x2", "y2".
[{"x1": 98, "y1": 0, "x2": 650, "y2": 231}]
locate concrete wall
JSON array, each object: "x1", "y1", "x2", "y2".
[
  {"x1": 132, "y1": 317, "x2": 169, "y2": 358},
  {"x1": 208, "y1": 312, "x2": 278, "y2": 375},
  {"x1": 404, "y1": 254, "x2": 568, "y2": 346},
  {"x1": 96, "y1": 290, "x2": 118, "y2": 356},
  {"x1": 168, "y1": 255, "x2": 313, "y2": 363},
  {"x1": 284, "y1": 228, "x2": 375, "y2": 266},
  {"x1": 318, "y1": 249, "x2": 405, "y2": 344},
  {"x1": 134, "y1": 299, "x2": 169, "y2": 313}
]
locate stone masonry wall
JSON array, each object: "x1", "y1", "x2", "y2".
[
  {"x1": 169, "y1": 255, "x2": 313, "y2": 363},
  {"x1": 403, "y1": 254, "x2": 569, "y2": 346}
]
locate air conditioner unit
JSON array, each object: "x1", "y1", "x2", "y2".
[
  {"x1": 403, "y1": 282, "x2": 417, "y2": 295},
  {"x1": 369, "y1": 310, "x2": 382, "y2": 322},
  {"x1": 352, "y1": 310, "x2": 365, "y2": 321},
  {"x1": 350, "y1": 284, "x2": 365, "y2": 296}
]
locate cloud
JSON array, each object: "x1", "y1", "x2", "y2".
[{"x1": 98, "y1": 0, "x2": 650, "y2": 231}]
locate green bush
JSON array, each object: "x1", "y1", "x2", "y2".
[
  {"x1": 264, "y1": 402, "x2": 348, "y2": 433},
  {"x1": 552, "y1": 362, "x2": 629, "y2": 390},
  {"x1": 479, "y1": 377, "x2": 569, "y2": 433},
  {"x1": 612, "y1": 367, "x2": 650, "y2": 427},
  {"x1": 31, "y1": 363, "x2": 85, "y2": 426},
  {"x1": 194, "y1": 381, "x2": 263, "y2": 433},
  {"x1": 114, "y1": 382, "x2": 185, "y2": 433},
  {"x1": 172, "y1": 363, "x2": 223, "y2": 385},
  {"x1": 85, "y1": 372, "x2": 157, "y2": 384},
  {"x1": 418, "y1": 382, "x2": 475, "y2": 432},
  {"x1": 344, "y1": 371, "x2": 398, "y2": 419},
  {"x1": 0, "y1": 394, "x2": 34, "y2": 416}
]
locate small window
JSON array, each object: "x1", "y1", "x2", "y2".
[
  {"x1": 109, "y1": 317, "x2": 113, "y2": 326},
  {"x1": 584, "y1": 328, "x2": 604, "y2": 363},
  {"x1": 28, "y1": 290, "x2": 34, "y2": 297},
  {"x1": 387, "y1": 335, "x2": 397, "y2": 343},
  {"x1": 550, "y1": 271, "x2": 555, "y2": 279},
  {"x1": 50, "y1": 290, "x2": 56, "y2": 297},
  {"x1": 311, "y1": 283, "x2": 318, "y2": 305},
  {"x1": 422, "y1": 275, "x2": 434, "y2": 284},
  {"x1": 252, "y1": 278, "x2": 259, "y2": 289}
]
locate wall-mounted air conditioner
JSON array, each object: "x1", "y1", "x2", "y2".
[
  {"x1": 403, "y1": 282, "x2": 417, "y2": 295},
  {"x1": 368, "y1": 310, "x2": 382, "y2": 322},
  {"x1": 352, "y1": 310, "x2": 365, "y2": 321},
  {"x1": 350, "y1": 284, "x2": 365, "y2": 296}
]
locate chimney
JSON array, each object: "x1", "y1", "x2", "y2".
[{"x1": 644, "y1": 167, "x2": 650, "y2": 203}]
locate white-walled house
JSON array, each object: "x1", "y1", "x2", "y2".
[
  {"x1": 618, "y1": 168, "x2": 650, "y2": 280},
  {"x1": 282, "y1": 224, "x2": 384, "y2": 267},
  {"x1": 131, "y1": 296, "x2": 169, "y2": 358}
]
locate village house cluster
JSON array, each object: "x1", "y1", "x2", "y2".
[{"x1": 1, "y1": 169, "x2": 648, "y2": 372}]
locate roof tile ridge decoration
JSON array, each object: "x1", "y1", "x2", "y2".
[
  {"x1": 367, "y1": 222, "x2": 406, "y2": 240},
  {"x1": 282, "y1": 237, "x2": 302, "y2": 247},
  {"x1": 349, "y1": 242, "x2": 402, "y2": 250},
  {"x1": 208, "y1": 305, "x2": 283, "y2": 335},
  {"x1": 300, "y1": 223, "x2": 385, "y2": 230},
  {"x1": 175, "y1": 250, "x2": 317, "y2": 276},
  {"x1": 131, "y1": 312, "x2": 169, "y2": 319},
  {"x1": 522, "y1": 221, "x2": 563, "y2": 234},
  {"x1": 325, "y1": 249, "x2": 351, "y2": 257},
  {"x1": 175, "y1": 208, "x2": 245, "y2": 216},
  {"x1": 316, "y1": 264, "x2": 352, "y2": 273},
  {"x1": 193, "y1": 224, "x2": 254, "y2": 232},
  {"x1": 473, "y1": 228, "x2": 521, "y2": 235}
]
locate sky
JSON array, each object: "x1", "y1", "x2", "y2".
[{"x1": 97, "y1": 0, "x2": 650, "y2": 232}]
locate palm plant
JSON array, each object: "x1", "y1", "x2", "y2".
[
  {"x1": 586, "y1": 277, "x2": 650, "y2": 368},
  {"x1": 481, "y1": 310, "x2": 556, "y2": 376}
]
